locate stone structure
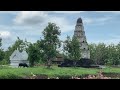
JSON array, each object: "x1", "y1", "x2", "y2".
[
  {"x1": 10, "y1": 48, "x2": 29, "y2": 67},
  {"x1": 52, "y1": 54, "x2": 64, "y2": 64},
  {"x1": 74, "y1": 18, "x2": 90, "y2": 59}
]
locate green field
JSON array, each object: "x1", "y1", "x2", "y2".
[{"x1": 0, "y1": 65, "x2": 120, "y2": 79}]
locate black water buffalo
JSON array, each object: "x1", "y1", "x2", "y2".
[{"x1": 19, "y1": 63, "x2": 28, "y2": 68}]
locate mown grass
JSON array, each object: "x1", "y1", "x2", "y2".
[{"x1": 0, "y1": 65, "x2": 119, "y2": 79}]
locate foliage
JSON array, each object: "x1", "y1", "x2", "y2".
[
  {"x1": 35, "y1": 40, "x2": 47, "y2": 63},
  {"x1": 0, "y1": 59, "x2": 9, "y2": 65},
  {"x1": 63, "y1": 36, "x2": 81, "y2": 60},
  {"x1": 89, "y1": 43, "x2": 120, "y2": 65},
  {"x1": 27, "y1": 43, "x2": 40, "y2": 67},
  {"x1": 89, "y1": 43, "x2": 106, "y2": 65},
  {"x1": 0, "y1": 37, "x2": 2, "y2": 47},
  {"x1": 0, "y1": 50, "x2": 5, "y2": 62},
  {"x1": 42, "y1": 22, "x2": 61, "y2": 68},
  {"x1": 0, "y1": 38, "x2": 5, "y2": 62}
]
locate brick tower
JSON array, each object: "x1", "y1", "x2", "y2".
[{"x1": 74, "y1": 18, "x2": 90, "y2": 59}]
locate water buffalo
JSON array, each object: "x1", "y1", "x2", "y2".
[{"x1": 19, "y1": 63, "x2": 28, "y2": 68}]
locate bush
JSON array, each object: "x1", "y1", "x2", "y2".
[
  {"x1": 105, "y1": 59, "x2": 115, "y2": 66},
  {"x1": 0, "y1": 59, "x2": 9, "y2": 65}
]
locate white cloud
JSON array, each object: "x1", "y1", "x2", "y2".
[
  {"x1": 83, "y1": 16, "x2": 112, "y2": 25},
  {"x1": 88, "y1": 39, "x2": 120, "y2": 45},
  {"x1": 95, "y1": 11, "x2": 120, "y2": 14},
  {"x1": 48, "y1": 16, "x2": 74, "y2": 33},
  {"x1": 0, "y1": 31, "x2": 13, "y2": 50},
  {"x1": 96, "y1": 17, "x2": 111, "y2": 22},
  {"x1": 3, "y1": 11, "x2": 119, "y2": 27},
  {"x1": 88, "y1": 34, "x2": 120, "y2": 45},
  {"x1": 0, "y1": 11, "x2": 18, "y2": 15},
  {"x1": 83, "y1": 18, "x2": 93, "y2": 24},
  {"x1": 14, "y1": 11, "x2": 48, "y2": 25},
  {"x1": 53, "y1": 11, "x2": 85, "y2": 14},
  {"x1": 0, "y1": 31, "x2": 11, "y2": 39},
  {"x1": 14, "y1": 11, "x2": 74, "y2": 33}
]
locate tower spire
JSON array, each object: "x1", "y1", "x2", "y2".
[
  {"x1": 77, "y1": 17, "x2": 82, "y2": 23},
  {"x1": 74, "y1": 18, "x2": 90, "y2": 59}
]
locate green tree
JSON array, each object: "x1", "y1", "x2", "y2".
[
  {"x1": 88, "y1": 43, "x2": 96, "y2": 64},
  {"x1": 116, "y1": 43, "x2": 120, "y2": 65},
  {"x1": 106, "y1": 44, "x2": 118, "y2": 65},
  {"x1": 0, "y1": 38, "x2": 5, "y2": 63},
  {"x1": 89, "y1": 43, "x2": 109, "y2": 65},
  {"x1": 0, "y1": 37, "x2": 2, "y2": 47},
  {"x1": 35, "y1": 40, "x2": 46, "y2": 64},
  {"x1": 89, "y1": 43, "x2": 120, "y2": 65},
  {"x1": 63, "y1": 36, "x2": 81, "y2": 60},
  {"x1": 27, "y1": 43, "x2": 39, "y2": 67},
  {"x1": 95, "y1": 43, "x2": 107, "y2": 65},
  {"x1": 63, "y1": 36, "x2": 71, "y2": 59},
  {"x1": 42, "y1": 22, "x2": 61, "y2": 68}
]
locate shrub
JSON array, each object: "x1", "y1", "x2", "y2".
[{"x1": 0, "y1": 59, "x2": 9, "y2": 65}]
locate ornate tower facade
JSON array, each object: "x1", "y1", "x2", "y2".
[{"x1": 74, "y1": 18, "x2": 90, "y2": 59}]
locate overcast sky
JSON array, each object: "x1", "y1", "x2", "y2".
[{"x1": 0, "y1": 11, "x2": 120, "y2": 50}]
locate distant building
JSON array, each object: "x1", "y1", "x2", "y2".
[
  {"x1": 52, "y1": 54, "x2": 64, "y2": 64},
  {"x1": 10, "y1": 48, "x2": 29, "y2": 67},
  {"x1": 74, "y1": 18, "x2": 90, "y2": 59}
]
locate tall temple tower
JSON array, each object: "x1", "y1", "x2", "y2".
[{"x1": 74, "y1": 18, "x2": 90, "y2": 59}]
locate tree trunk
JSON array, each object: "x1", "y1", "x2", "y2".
[
  {"x1": 74, "y1": 61, "x2": 76, "y2": 67},
  {"x1": 30, "y1": 61, "x2": 34, "y2": 67},
  {"x1": 47, "y1": 58, "x2": 51, "y2": 68}
]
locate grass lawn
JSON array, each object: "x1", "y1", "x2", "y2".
[{"x1": 0, "y1": 65, "x2": 119, "y2": 79}]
